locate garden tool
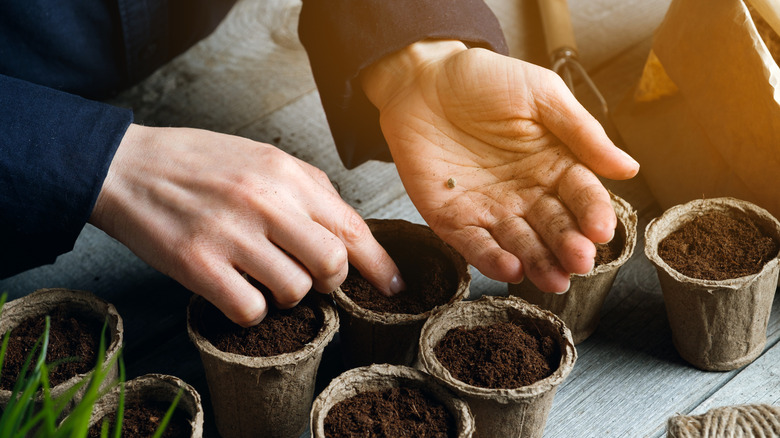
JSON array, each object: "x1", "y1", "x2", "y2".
[{"x1": 537, "y1": 0, "x2": 622, "y2": 145}]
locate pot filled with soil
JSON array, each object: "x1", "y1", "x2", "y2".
[
  {"x1": 418, "y1": 296, "x2": 576, "y2": 438},
  {"x1": 0, "y1": 288, "x2": 123, "y2": 414},
  {"x1": 187, "y1": 291, "x2": 338, "y2": 438},
  {"x1": 508, "y1": 192, "x2": 637, "y2": 344},
  {"x1": 645, "y1": 197, "x2": 780, "y2": 371},
  {"x1": 333, "y1": 218, "x2": 470, "y2": 368},
  {"x1": 310, "y1": 364, "x2": 474, "y2": 438},
  {"x1": 85, "y1": 373, "x2": 203, "y2": 438}
]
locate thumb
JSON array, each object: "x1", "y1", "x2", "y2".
[{"x1": 535, "y1": 72, "x2": 639, "y2": 180}]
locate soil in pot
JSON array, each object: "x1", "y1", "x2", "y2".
[
  {"x1": 433, "y1": 321, "x2": 559, "y2": 389},
  {"x1": 324, "y1": 386, "x2": 456, "y2": 438},
  {"x1": 594, "y1": 231, "x2": 624, "y2": 267},
  {"x1": 339, "y1": 247, "x2": 456, "y2": 315},
  {"x1": 657, "y1": 211, "x2": 780, "y2": 281},
  {"x1": 86, "y1": 400, "x2": 191, "y2": 438},
  {"x1": 0, "y1": 305, "x2": 103, "y2": 390},
  {"x1": 198, "y1": 294, "x2": 323, "y2": 357}
]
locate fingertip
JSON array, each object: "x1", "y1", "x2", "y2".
[
  {"x1": 232, "y1": 296, "x2": 268, "y2": 327},
  {"x1": 389, "y1": 273, "x2": 406, "y2": 295},
  {"x1": 535, "y1": 274, "x2": 571, "y2": 294},
  {"x1": 560, "y1": 237, "x2": 596, "y2": 275},
  {"x1": 524, "y1": 260, "x2": 570, "y2": 293},
  {"x1": 553, "y1": 280, "x2": 571, "y2": 295},
  {"x1": 581, "y1": 206, "x2": 617, "y2": 245},
  {"x1": 600, "y1": 148, "x2": 640, "y2": 181},
  {"x1": 473, "y1": 251, "x2": 524, "y2": 284}
]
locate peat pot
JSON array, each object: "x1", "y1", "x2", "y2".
[
  {"x1": 509, "y1": 192, "x2": 637, "y2": 344},
  {"x1": 419, "y1": 296, "x2": 576, "y2": 438},
  {"x1": 0, "y1": 288, "x2": 123, "y2": 415},
  {"x1": 187, "y1": 293, "x2": 338, "y2": 438},
  {"x1": 333, "y1": 218, "x2": 470, "y2": 368},
  {"x1": 645, "y1": 197, "x2": 780, "y2": 371},
  {"x1": 311, "y1": 364, "x2": 475, "y2": 438},
  {"x1": 86, "y1": 374, "x2": 204, "y2": 437}
]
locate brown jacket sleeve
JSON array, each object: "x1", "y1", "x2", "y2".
[{"x1": 298, "y1": 0, "x2": 508, "y2": 169}]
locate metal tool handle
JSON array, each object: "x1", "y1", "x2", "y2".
[
  {"x1": 538, "y1": 0, "x2": 578, "y2": 59},
  {"x1": 746, "y1": 0, "x2": 780, "y2": 38}
]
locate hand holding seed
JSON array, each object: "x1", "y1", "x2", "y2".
[{"x1": 362, "y1": 40, "x2": 639, "y2": 292}]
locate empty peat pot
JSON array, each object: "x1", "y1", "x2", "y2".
[
  {"x1": 419, "y1": 296, "x2": 576, "y2": 438},
  {"x1": 310, "y1": 364, "x2": 474, "y2": 438},
  {"x1": 85, "y1": 373, "x2": 204, "y2": 437},
  {"x1": 332, "y1": 218, "x2": 470, "y2": 368},
  {"x1": 645, "y1": 197, "x2": 780, "y2": 371},
  {"x1": 0, "y1": 288, "x2": 123, "y2": 415},
  {"x1": 509, "y1": 192, "x2": 637, "y2": 344},
  {"x1": 187, "y1": 293, "x2": 338, "y2": 438}
]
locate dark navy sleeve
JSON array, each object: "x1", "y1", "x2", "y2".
[
  {"x1": 0, "y1": 74, "x2": 133, "y2": 277},
  {"x1": 298, "y1": 0, "x2": 509, "y2": 169}
]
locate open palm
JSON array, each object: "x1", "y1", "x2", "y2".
[{"x1": 370, "y1": 46, "x2": 639, "y2": 292}]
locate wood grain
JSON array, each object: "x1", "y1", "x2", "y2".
[{"x1": 2, "y1": 0, "x2": 778, "y2": 437}]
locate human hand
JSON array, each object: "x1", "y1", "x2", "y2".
[
  {"x1": 361, "y1": 40, "x2": 639, "y2": 293},
  {"x1": 89, "y1": 125, "x2": 404, "y2": 326}
]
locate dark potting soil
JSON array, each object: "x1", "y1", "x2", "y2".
[
  {"x1": 0, "y1": 306, "x2": 103, "y2": 390},
  {"x1": 199, "y1": 295, "x2": 324, "y2": 357},
  {"x1": 339, "y1": 249, "x2": 456, "y2": 315},
  {"x1": 594, "y1": 229, "x2": 624, "y2": 267},
  {"x1": 324, "y1": 386, "x2": 455, "y2": 438},
  {"x1": 658, "y1": 211, "x2": 779, "y2": 281},
  {"x1": 87, "y1": 400, "x2": 191, "y2": 438},
  {"x1": 434, "y1": 321, "x2": 559, "y2": 389}
]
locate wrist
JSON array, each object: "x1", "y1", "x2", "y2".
[
  {"x1": 89, "y1": 123, "x2": 150, "y2": 231},
  {"x1": 360, "y1": 39, "x2": 468, "y2": 111}
]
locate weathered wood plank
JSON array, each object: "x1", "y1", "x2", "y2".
[
  {"x1": 109, "y1": 0, "x2": 315, "y2": 133},
  {"x1": 661, "y1": 337, "x2": 780, "y2": 428},
  {"x1": 541, "y1": 276, "x2": 780, "y2": 438}
]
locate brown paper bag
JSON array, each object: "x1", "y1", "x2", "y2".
[{"x1": 614, "y1": 0, "x2": 780, "y2": 217}]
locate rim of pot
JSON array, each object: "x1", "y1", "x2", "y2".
[
  {"x1": 311, "y1": 364, "x2": 474, "y2": 438},
  {"x1": 644, "y1": 197, "x2": 780, "y2": 288},
  {"x1": 86, "y1": 373, "x2": 204, "y2": 435},
  {"x1": 580, "y1": 191, "x2": 638, "y2": 277},
  {"x1": 419, "y1": 296, "x2": 577, "y2": 403},
  {"x1": 332, "y1": 219, "x2": 471, "y2": 325},
  {"x1": 186, "y1": 293, "x2": 339, "y2": 368},
  {"x1": 0, "y1": 288, "x2": 124, "y2": 396}
]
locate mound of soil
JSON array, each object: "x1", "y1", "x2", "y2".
[
  {"x1": 324, "y1": 386, "x2": 455, "y2": 438},
  {"x1": 658, "y1": 211, "x2": 779, "y2": 280},
  {"x1": 434, "y1": 321, "x2": 559, "y2": 389}
]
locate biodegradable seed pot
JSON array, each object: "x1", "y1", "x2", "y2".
[
  {"x1": 419, "y1": 296, "x2": 576, "y2": 438},
  {"x1": 86, "y1": 374, "x2": 204, "y2": 438},
  {"x1": 310, "y1": 364, "x2": 475, "y2": 438},
  {"x1": 187, "y1": 293, "x2": 338, "y2": 438},
  {"x1": 645, "y1": 197, "x2": 780, "y2": 371},
  {"x1": 0, "y1": 288, "x2": 123, "y2": 414},
  {"x1": 508, "y1": 192, "x2": 637, "y2": 344},
  {"x1": 333, "y1": 218, "x2": 470, "y2": 368}
]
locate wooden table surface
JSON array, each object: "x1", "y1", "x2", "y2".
[{"x1": 2, "y1": 0, "x2": 779, "y2": 436}]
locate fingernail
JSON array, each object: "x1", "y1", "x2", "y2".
[
  {"x1": 509, "y1": 276, "x2": 525, "y2": 285},
  {"x1": 554, "y1": 281, "x2": 571, "y2": 295},
  {"x1": 620, "y1": 148, "x2": 639, "y2": 165},
  {"x1": 389, "y1": 274, "x2": 406, "y2": 295},
  {"x1": 596, "y1": 228, "x2": 615, "y2": 245}
]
